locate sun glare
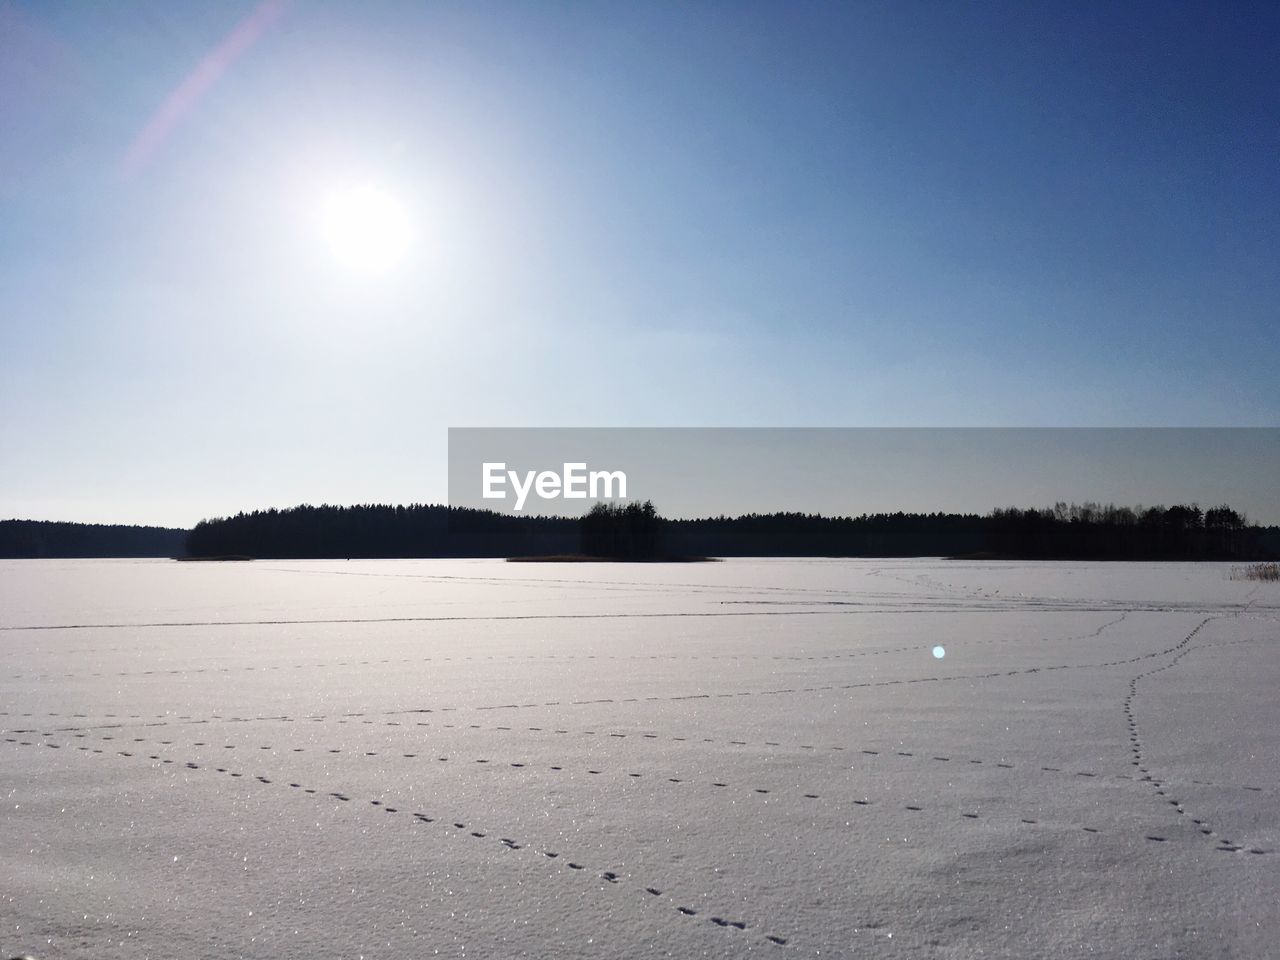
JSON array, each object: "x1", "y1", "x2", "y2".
[{"x1": 319, "y1": 182, "x2": 413, "y2": 276}]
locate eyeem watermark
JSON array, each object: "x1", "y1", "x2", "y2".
[
  {"x1": 482, "y1": 462, "x2": 627, "y2": 511},
  {"x1": 449, "y1": 427, "x2": 1280, "y2": 523}
]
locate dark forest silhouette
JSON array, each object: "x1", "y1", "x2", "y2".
[
  {"x1": 4, "y1": 501, "x2": 1275, "y2": 560},
  {"x1": 0, "y1": 520, "x2": 187, "y2": 558},
  {"x1": 186, "y1": 505, "x2": 578, "y2": 559},
  {"x1": 580, "y1": 501, "x2": 663, "y2": 558},
  {"x1": 177, "y1": 500, "x2": 1279, "y2": 561}
]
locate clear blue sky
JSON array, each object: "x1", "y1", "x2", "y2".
[{"x1": 2, "y1": 1, "x2": 1277, "y2": 526}]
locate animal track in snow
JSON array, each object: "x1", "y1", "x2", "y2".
[{"x1": 1, "y1": 733, "x2": 787, "y2": 945}]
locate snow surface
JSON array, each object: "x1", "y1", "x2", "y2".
[{"x1": 1, "y1": 557, "x2": 1277, "y2": 958}]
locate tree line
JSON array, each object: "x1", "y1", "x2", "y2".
[
  {"x1": 0, "y1": 520, "x2": 187, "y2": 558},
  {"x1": 181, "y1": 500, "x2": 1278, "y2": 560},
  {"x1": 4, "y1": 501, "x2": 1273, "y2": 560},
  {"x1": 983, "y1": 502, "x2": 1258, "y2": 559},
  {"x1": 185, "y1": 504, "x2": 578, "y2": 559}
]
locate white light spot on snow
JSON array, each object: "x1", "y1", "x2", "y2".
[{"x1": 932, "y1": 645, "x2": 946, "y2": 659}]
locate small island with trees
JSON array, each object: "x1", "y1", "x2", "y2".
[{"x1": 508, "y1": 501, "x2": 715, "y2": 562}]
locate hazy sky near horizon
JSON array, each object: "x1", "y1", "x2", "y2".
[{"x1": 2, "y1": 1, "x2": 1278, "y2": 527}]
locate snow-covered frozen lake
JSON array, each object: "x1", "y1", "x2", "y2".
[{"x1": 2, "y1": 558, "x2": 1277, "y2": 958}]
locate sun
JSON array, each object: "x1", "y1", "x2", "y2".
[{"x1": 319, "y1": 182, "x2": 413, "y2": 276}]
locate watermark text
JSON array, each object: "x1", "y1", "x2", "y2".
[{"x1": 482, "y1": 462, "x2": 627, "y2": 511}]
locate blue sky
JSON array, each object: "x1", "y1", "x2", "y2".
[{"x1": 2, "y1": 1, "x2": 1277, "y2": 526}]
